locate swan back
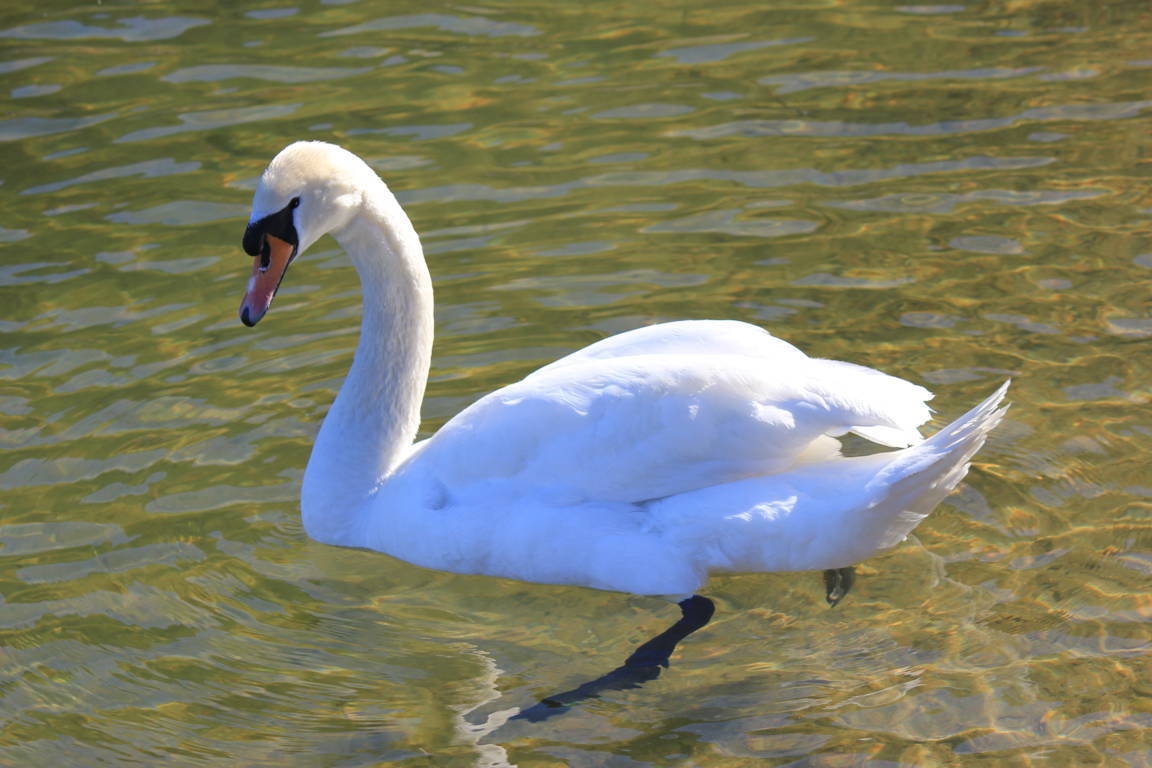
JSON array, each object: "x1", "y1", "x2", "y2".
[{"x1": 390, "y1": 321, "x2": 933, "y2": 508}]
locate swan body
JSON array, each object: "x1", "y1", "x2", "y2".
[{"x1": 238, "y1": 141, "x2": 1008, "y2": 597}]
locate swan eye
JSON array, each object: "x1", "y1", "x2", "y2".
[{"x1": 243, "y1": 197, "x2": 301, "y2": 257}]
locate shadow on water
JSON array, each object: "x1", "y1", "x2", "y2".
[
  {"x1": 513, "y1": 568, "x2": 854, "y2": 722},
  {"x1": 514, "y1": 594, "x2": 716, "y2": 722}
]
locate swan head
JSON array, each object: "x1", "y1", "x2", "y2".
[{"x1": 239, "y1": 141, "x2": 375, "y2": 326}]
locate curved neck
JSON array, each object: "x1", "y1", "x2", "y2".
[{"x1": 301, "y1": 181, "x2": 434, "y2": 544}]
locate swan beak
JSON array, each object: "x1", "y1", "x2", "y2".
[{"x1": 240, "y1": 233, "x2": 295, "y2": 327}]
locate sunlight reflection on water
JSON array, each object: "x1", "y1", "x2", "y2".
[{"x1": 1, "y1": 0, "x2": 1150, "y2": 765}]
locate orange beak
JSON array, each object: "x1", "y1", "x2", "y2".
[{"x1": 239, "y1": 233, "x2": 295, "y2": 327}]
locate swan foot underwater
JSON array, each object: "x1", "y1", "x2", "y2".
[{"x1": 236, "y1": 141, "x2": 1009, "y2": 720}]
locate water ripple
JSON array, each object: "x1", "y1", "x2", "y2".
[
  {"x1": 825, "y1": 188, "x2": 1106, "y2": 214},
  {"x1": 0, "y1": 114, "x2": 116, "y2": 143},
  {"x1": 115, "y1": 104, "x2": 301, "y2": 143},
  {"x1": 760, "y1": 66, "x2": 1044, "y2": 94},
  {"x1": 106, "y1": 201, "x2": 247, "y2": 226},
  {"x1": 644, "y1": 209, "x2": 818, "y2": 238},
  {"x1": 0, "y1": 16, "x2": 209, "y2": 42},
  {"x1": 323, "y1": 13, "x2": 539, "y2": 39},
  {"x1": 674, "y1": 100, "x2": 1152, "y2": 139},
  {"x1": 660, "y1": 37, "x2": 812, "y2": 65},
  {"x1": 23, "y1": 158, "x2": 200, "y2": 196},
  {"x1": 163, "y1": 65, "x2": 372, "y2": 84},
  {"x1": 0, "y1": 56, "x2": 53, "y2": 74}
]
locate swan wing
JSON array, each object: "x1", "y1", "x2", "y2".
[
  {"x1": 408, "y1": 348, "x2": 933, "y2": 505},
  {"x1": 530, "y1": 320, "x2": 927, "y2": 447},
  {"x1": 530, "y1": 319, "x2": 809, "y2": 374}
]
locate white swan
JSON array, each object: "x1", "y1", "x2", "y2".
[{"x1": 237, "y1": 140, "x2": 1007, "y2": 626}]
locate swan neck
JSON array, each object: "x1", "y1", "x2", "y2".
[{"x1": 301, "y1": 182, "x2": 433, "y2": 543}]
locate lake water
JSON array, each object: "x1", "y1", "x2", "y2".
[{"x1": 2, "y1": 0, "x2": 1150, "y2": 765}]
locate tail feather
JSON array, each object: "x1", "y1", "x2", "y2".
[
  {"x1": 867, "y1": 379, "x2": 1010, "y2": 549},
  {"x1": 652, "y1": 381, "x2": 1010, "y2": 577}
]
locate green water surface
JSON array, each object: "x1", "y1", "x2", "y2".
[{"x1": 1, "y1": 0, "x2": 1150, "y2": 765}]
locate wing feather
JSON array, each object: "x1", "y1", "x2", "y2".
[{"x1": 409, "y1": 330, "x2": 933, "y2": 505}]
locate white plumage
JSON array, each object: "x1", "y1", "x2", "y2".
[{"x1": 238, "y1": 141, "x2": 1008, "y2": 599}]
